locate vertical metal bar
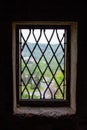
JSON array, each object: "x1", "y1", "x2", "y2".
[
  {"x1": 66, "y1": 27, "x2": 71, "y2": 104},
  {"x1": 64, "y1": 29, "x2": 67, "y2": 100},
  {"x1": 19, "y1": 29, "x2": 22, "y2": 99}
]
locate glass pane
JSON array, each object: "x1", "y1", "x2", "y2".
[{"x1": 19, "y1": 28, "x2": 66, "y2": 100}]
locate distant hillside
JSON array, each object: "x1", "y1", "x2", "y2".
[{"x1": 21, "y1": 43, "x2": 64, "y2": 62}]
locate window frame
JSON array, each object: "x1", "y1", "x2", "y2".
[{"x1": 12, "y1": 21, "x2": 77, "y2": 111}]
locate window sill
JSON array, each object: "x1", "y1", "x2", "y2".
[{"x1": 14, "y1": 107, "x2": 76, "y2": 119}]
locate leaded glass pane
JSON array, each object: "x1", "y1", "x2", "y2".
[{"x1": 18, "y1": 28, "x2": 67, "y2": 100}]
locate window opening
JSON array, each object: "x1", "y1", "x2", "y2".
[{"x1": 16, "y1": 25, "x2": 70, "y2": 106}]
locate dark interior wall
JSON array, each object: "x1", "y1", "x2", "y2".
[{"x1": 0, "y1": 1, "x2": 87, "y2": 130}]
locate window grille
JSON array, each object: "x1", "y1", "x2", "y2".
[{"x1": 16, "y1": 25, "x2": 70, "y2": 106}]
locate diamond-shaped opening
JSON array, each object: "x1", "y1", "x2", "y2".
[
  {"x1": 39, "y1": 81, "x2": 47, "y2": 98},
  {"x1": 27, "y1": 59, "x2": 36, "y2": 73},
  {"x1": 55, "y1": 89, "x2": 63, "y2": 99},
  {"x1": 45, "y1": 29, "x2": 54, "y2": 41},
  {"x1": 27, "y1": 29, "x2": 36, "y2": 43},
  {"x1": 32, "y1": 89, "x2": 41, "y2": 99},
  {"x1": 21, "y1": 29, "x2": 30, "y2": 41},
  {"x1": 22, "y1": 68, "x2": 30, "y2": 85},
  {"x1": 22, "y1": 45, "x2": 30, "y2": 61},
  {"x1": 40, "y1": 76, "x2": 52, "y2": 98},
  {"x1": 28, "y1": 78, "x2": 36, "y2": 90},
  {"x1": 33, "y1": 29, "x2": 41, "y2": 42},
  {"x1": 38, "y1": 29, "x2": 48, "y2": 44},
  {"x1": 25, "y1": 83, "x2": 36, "y2": 98},
  {"x1": 32, "y1": 46, "x2": 42, "y2": 62},
  {"x1": 38, "y1": 57, "x2": 47, "y2": 73},
  {"x1": 49, "y1": 79, "x2": 58, "y2": 98},
  {"x1": 21, "y1": 86, "x2": 29, "y2": 99},
  {"x1": 54, "y1": 69, "x2": 64, "y2": 85},
  {"x1": 32, "y1": 67, "x2": 41, "y2": 85},
  {"x1": 49, "y1": 57, "x2": 58, "y2": 74},
  {"x1": 50, "y1": 30, "x2": 59, "y2": 44},
  {"x1": 55, "y1": 82, "x2": 64, "y2": 99},
  {"x1": 28, "y1": 78, "x2": 45, "y2": 99},
  {"x1": 43, "y1": 88, "x2": 53, "y2": 99},
  {"x1": 56, "y1": 29, "x2": 65, "y2": 43},
  {"x1": 44, "y1": 45, "x2": 53, "y2": 62},
  {"x1": 44, "y1": 68, "x2": 52, "y2": 82},
  {"x1": 55, "y1": 45, "x2": 64, "y2": 62}
]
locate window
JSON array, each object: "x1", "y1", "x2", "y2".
[{"x1": 13, "y1": 21, "x2": 77, "y2": 110}]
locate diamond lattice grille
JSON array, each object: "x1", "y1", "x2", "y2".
[{"x1": 19, "y1": 28, "x2": 67, "y2": 100}]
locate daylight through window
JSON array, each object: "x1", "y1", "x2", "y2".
[{"x1": 15, "y1": 24, "x2": 70, "y2": 106}]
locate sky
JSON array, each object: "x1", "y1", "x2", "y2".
[{"x1": 21, "y1": 29, "x2": 64, "y2": 44}]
